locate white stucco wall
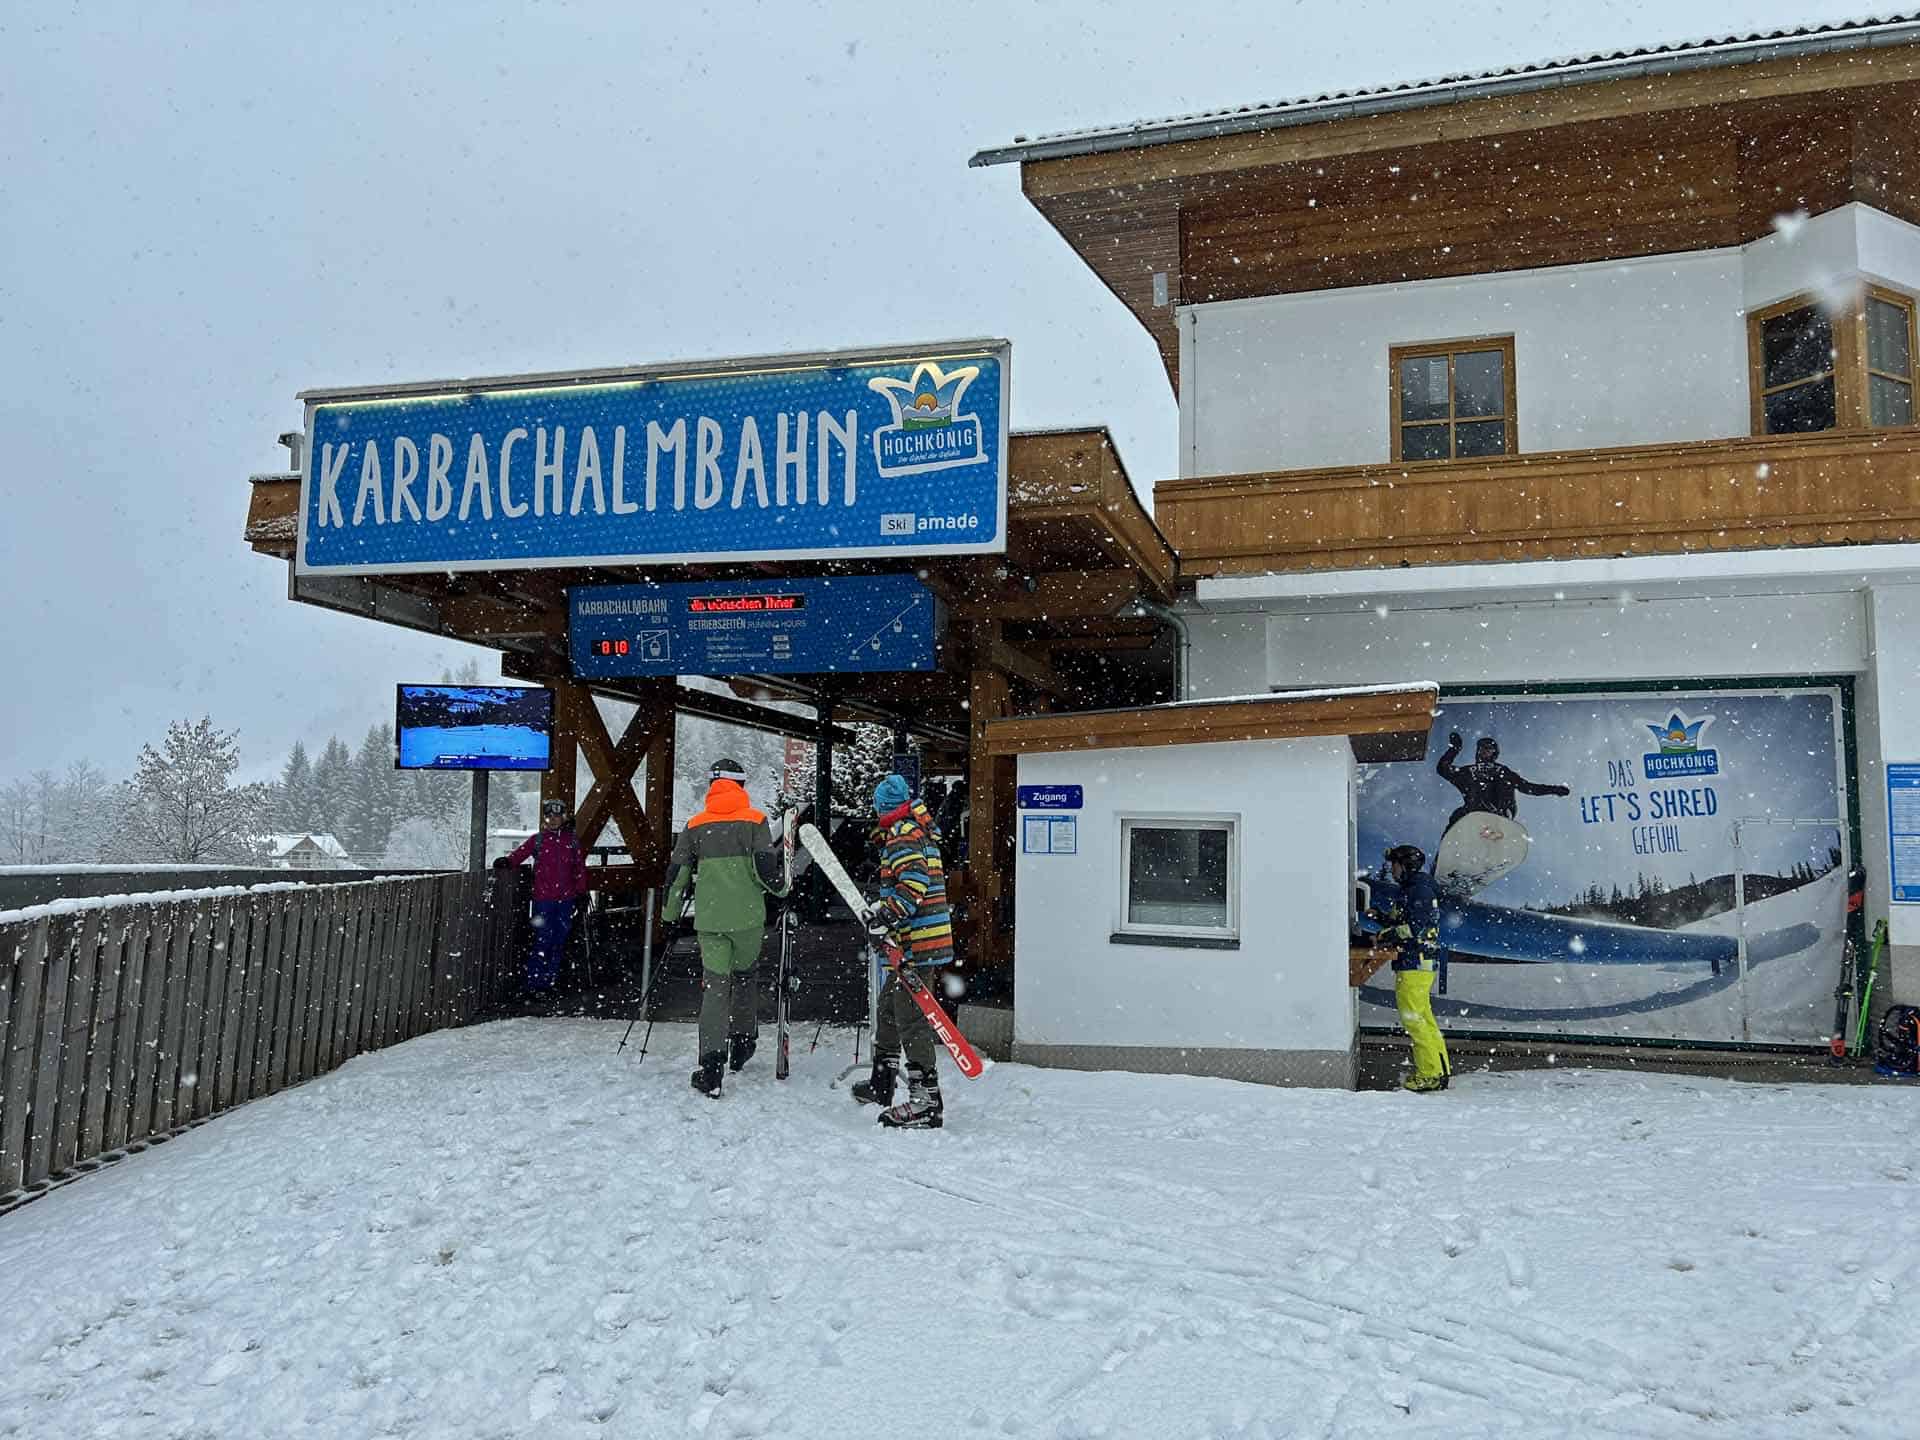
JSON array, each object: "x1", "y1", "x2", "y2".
[
  {"x1": 1180, "y1": 250, "x2": 1747, "y2": 476},
  {"x1": 1012, "y1": 737, "x2": 1355, "y2": 1061},
  {"x1": 1180, "y1": 204, "x2": 1920, "y2": 477}
]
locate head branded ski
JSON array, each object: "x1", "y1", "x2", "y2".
[{"x1": 797, "y1": 823, "x2": 988, "y2": 1080}]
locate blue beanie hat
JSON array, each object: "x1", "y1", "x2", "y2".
[{"x1": 873, "y1": 773, "x2": 911, "y2": 814}]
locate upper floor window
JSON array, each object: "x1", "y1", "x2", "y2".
[
  {"x1": 1749, "y1": 287, "x2": 1917, "y2": 435},
  {"x1": 1868, "y1": 288, "x2": 1916, "y2": 427},
  {"x1": 1390, "y1": 337, "x2": 1516, "y2": 462}
]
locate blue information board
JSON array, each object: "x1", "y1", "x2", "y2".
[
  {"x1": 569, "y1": 574, "x2": 939, "y2": 678},
  {"x1": 1017, "y1": 784, "x2": 1083, "y2": 810},
  {"x1": 296, "y1": 341, "x2": 1008, "y2": 574},
  {"x1": 1890, "y1": 764, "x2": 1920, "y2": 902}
]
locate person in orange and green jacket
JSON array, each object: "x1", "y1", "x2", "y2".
[
  {"x1": 853, "y1": 773, "x2": 955, "y2": 1129},
  {"x1": 664, "y1": 758, "x2": 787, "y2": 1098}
]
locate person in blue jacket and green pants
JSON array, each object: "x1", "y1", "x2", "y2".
[{"x1": 1372, "y1": 843, "x2": 1453, "y2": 1093}]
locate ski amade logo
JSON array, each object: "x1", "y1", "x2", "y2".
[
  {"x1": 1642, "y1": 709, "x2": 1720, "y2": 779},
  {"x1": 868, "y1": 361, "x2": 987, "y2": 478}
]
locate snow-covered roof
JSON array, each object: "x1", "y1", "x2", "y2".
[
  {"x1": 970, "y1": 15, "x2": 1920, "y2": 167},
  {"x1": 258, "y1": 832, "x2": 349, "y2": 860}
]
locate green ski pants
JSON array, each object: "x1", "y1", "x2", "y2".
[{"x1": 696, "y1": 927, "x2": 764, "y2": 1059}]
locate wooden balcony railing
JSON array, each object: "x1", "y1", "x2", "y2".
[{"x1": 1155, "y1": 428, "x2": 1920, "y2": 577}]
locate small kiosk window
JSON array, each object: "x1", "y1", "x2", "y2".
[{"x1": 1118, "y1": 817, "x2": 1238, "y2": 945}]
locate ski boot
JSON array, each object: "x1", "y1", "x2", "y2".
[
  {"x1": 727, "y1": 1033, "x2": 758, "y2": 1073},
  {"x1": 850, "y1": 1056, "x2": 898, "y2": 1107},
  {"x1": 690, "y1": 1052, "x2": 726, "y2": 1098},
  {"x1": 878, "y1": 1065, "x2": 943, "y2": 1129},
  {"x1": 1402, "y1": 1072, "x2": 1449, "y2": 1094}
]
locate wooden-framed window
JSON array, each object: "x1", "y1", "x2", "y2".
[
  {"x1": 1390, "y1": 336, "x2": 1517, "y2": 461},
  {"x1": 1867, "y1": 286, "x2": 1917, "y2": 427},
  {"x1": 1748, "y1": 286, "x2": 1917, "y2": 434}
]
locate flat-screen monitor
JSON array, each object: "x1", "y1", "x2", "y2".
[{"x1": 395, "y1": 684, "x2": 553, "y2": 771}]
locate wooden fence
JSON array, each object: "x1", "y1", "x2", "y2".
[{"x1": 0, "y1": 871, "x2": 522, "y2": 1199}]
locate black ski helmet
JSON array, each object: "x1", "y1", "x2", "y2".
[
  {"x1": 1385, "y1": 843, "x2": 1426, "y2": 873},
  {"x1": 1475, "y1": 737, "x2": 1500, "y2": 762},
  {"x1": 710, "y1": 757, "x2": 747, "y2": 783},
  {"x1": 541, "y1": 798, "x2": 570, "y2": 821}
]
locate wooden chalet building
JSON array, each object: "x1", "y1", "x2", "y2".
[{"x1": 974, "y1": 16, "x2": 1920, "y2": 1055}]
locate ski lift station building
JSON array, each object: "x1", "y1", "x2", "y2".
[{"x1": 246, "y1": 16, "x2": 1920, "y2": 1085}]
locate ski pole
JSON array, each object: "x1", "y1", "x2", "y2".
[{"x1": 617, "y1": 887, "x2": 658, "y2": 1053}]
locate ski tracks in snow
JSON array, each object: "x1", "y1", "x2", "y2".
[{"x1": 4, "y1": 1022, "x2": 1920, "y2": 1437}]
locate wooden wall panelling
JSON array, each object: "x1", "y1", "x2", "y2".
[
  {"x1": 212, "y1": 899, "x2": 251, "y2": 1113},
  {"x1": 299, "y1": 886, "x2": 336, "y2": 1080},
  {"x1": 1158, "y1": 429, "x2": 1920, "y2": 574},
  {"x1": 24, "y1": 915, "x2": 76, "y2": 1185},
  {"x1": 149, "y1": 904, "x2": 196, "y2": 1128},
  {"x1": 172, "y1": 899, "x2": 215, "y2": 1123},
  {"x1": 129, "y1": 904, "x2": 182, "y2": 1135},
  {"x1": 277, "y1": 890, "x2": 316, "y2": 1087},
  {"x1": 52, "y1": 910, "x2": 106, "y2": 1174},
  {"x1": 334, "y1": 884, "x2": 371, "y2": 1063},
  {"x1": 0, "y1": 925, "x2": 28, "y2": 1190},
  {"x1": 2, "y1": 920, "x2": 52, "y2": 1191},
  {"x1": 234, "y1": 895, "x2": 275, "y2": 1103},
  {"x1": 107, "y1": 904, "x2": 155, "y2": 1147}
]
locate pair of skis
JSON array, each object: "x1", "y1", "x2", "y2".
[{"x1": 797, "y1": 822, "x2": 987, "y2": 1080}]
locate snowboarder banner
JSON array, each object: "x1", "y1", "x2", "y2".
[{"x1": 1355, "y1": 686, "x2": 1849, "y2": 1046}]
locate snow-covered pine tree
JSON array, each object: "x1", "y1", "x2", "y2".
[
  {"x1": 346, "y1": 724, "x2": 400, "y2": 859},
  {"x1": 278, "y1": 739, "x2": 314, "y2": 830},
  {"x1": 831, "y1": 722, "x2": 900, "y2": 816},
  {"x1": 309, "y1": 736, "x2": 354, "y2": 840}
]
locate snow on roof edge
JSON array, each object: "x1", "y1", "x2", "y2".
[{"x1": 971, "y1": 15, "x2": 1920, "y2": 167}]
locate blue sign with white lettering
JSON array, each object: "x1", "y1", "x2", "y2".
[
  {"x1": 569, "y1": 575, "x2": 940, "y2": 678},
  {"x1": 1017, "y1": 785, "x2": 1083, "y2": 810},
  {"x1": 296, "y1": 342, "x2": 1009, "y2": 574}
]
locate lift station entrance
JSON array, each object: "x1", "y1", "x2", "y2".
[{"x1": 242, "y1": 340, "x2": 1179, "y2": 975}]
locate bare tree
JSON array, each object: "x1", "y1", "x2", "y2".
[
  {"x1": 0, "y1": 762, "x2": 113, "y2": 863},
  {"x1": 104, "y1": 718, "x2": 274, "y2": 863}
]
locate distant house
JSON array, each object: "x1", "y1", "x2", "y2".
[{"x1": 258, "y1": 832, "x2": 351, "y2": 870}]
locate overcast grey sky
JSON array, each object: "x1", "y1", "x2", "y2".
[{"x1": 0, "y1": 0, "x2": 1872, "y2": 780}]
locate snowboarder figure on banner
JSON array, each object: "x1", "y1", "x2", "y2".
[
  {"x1": 1431, "y1": 730, "x2": 1570, "y2": 901},
  {"x1": 663, "y1": 758, "x2": 788, "y2": 1098},
  {"x1": 495, "y1": 798, "x2": 591, "y2": 996},
  {"x1": 1436, "y1": 730, "x2": 1571, "y2": 831},
  {"x1": 856, "y1": 773, "x2": 955, "y2": 1129},
  {"x1": 1369, "y1": 843, "x2": 1453, "y2": 1093}
]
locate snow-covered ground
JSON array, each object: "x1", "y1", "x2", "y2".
[{"x1": 3, "y1": 1022, "x2": 1918, "y2": 1438}]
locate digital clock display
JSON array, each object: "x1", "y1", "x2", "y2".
[{"x1": 591, "y1": 639, "x2": 631, "y2": 657}]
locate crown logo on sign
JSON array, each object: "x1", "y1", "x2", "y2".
[
  {"x1": 1646, "y1": 712, "x2": 1713, "y2": 754},
  {"x1": 868, "y1": 361, "x2": 977, "y2": 431}
]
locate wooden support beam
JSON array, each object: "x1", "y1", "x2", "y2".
[
  {"x1": 987, "y1": 637, "x2": 1067, "y2": 697},
  {"x1": 441, "y1": 595, "x2": 564, "y2": 642},
  {"x1": 642, "y1": 724, "x2": 675, "y2": 882},
  {"x1": 953, "y1": 568, "x2": 1141, "y2": 622},
  {"x1": 966, "y1": 664, "x2": 1013, "y2": 971},
  {"x1": 573, "y1": 685, "x2": 664, "y2": 857},
  {"x1": 542, "y1": 683, "x2": 582, "y2": 818}
]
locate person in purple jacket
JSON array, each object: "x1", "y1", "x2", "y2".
[{"x1": 495, "y1": 798, "x2": 591, "y2": 993}]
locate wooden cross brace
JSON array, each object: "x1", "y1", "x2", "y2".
[{"x1": 545, "y1": 678, "x2": 674, "y2": 884}]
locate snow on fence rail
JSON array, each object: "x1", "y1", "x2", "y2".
[{"x1": 0, "y1": 871, "x2": 522, "y2": 1198}]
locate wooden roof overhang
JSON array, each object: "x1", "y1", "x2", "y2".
[
  {"x1": 982, "y1": 684, "x2": 1439, "y2": 763},
  {"x1": 242, "y1": 427, "x2": 1179, "y2": 744},
  {"x1": 987, "y1": 44, "x2": 1920, "y2": 389}
]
